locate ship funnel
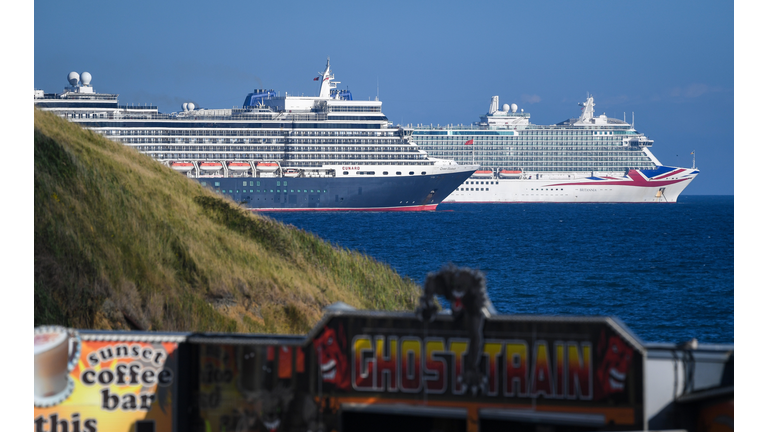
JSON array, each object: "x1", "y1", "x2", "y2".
[{"x1": 489, "y1": 96, "x2": 499, "y2": 114}]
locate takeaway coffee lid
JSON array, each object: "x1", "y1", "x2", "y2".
[{"x1": 34, "y1": 326, "x2": 69, "y2": 355}]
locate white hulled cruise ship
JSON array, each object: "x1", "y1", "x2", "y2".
[
  {"x1": 411, "y1": 96, "x2": 698, "y2": 203},
  {"x1": 34, "y1": 59, "x2": 477, "y2": 211}
]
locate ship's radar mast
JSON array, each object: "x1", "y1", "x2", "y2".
[
  {"x1": 577, "y1": 95, "x2": 595, "y2": 123},
  {"x1": 318, "y1": 57, "x2": 340, "y2": 99}
]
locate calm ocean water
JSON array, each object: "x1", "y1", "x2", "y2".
[{"x1": 267, "y1": 195, "x2": 733, "y2": 344}]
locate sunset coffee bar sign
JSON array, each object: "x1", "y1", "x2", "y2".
[{"x1": 33, "y1": 327, "x2": 184, "y2": 432}]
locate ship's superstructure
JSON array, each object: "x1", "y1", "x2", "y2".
[
  {"x1": 411, "y1": 95, "x2": 698, "y2": 203},
  {"x1": 34, "y1": 60, "x2": 477, "y2": 210}
]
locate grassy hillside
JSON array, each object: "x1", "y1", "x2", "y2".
[{"x1": 34, "y1": 109, "x2": 421, "y2": 334}]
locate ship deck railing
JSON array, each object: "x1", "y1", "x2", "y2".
[
  {"x1": 36, "y1": 93, "x2": 119, "y2": 101},
  {"x1": 119, "y1": 104, "x2": 159, "y2": 110},
  {"x1": 96, "y1": 112, "x2": 405, "y2": 132},
  {"x1": 409, "y1": 123, "x2": 634, "y2": 131}
]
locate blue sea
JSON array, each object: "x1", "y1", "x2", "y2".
[{"x1": 267, "y1": 196, "x2": 734, "y2": 345}]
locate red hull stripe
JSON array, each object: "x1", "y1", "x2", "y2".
[
  {"x1": 444, "y1": 201, "x2": 677, "y2": 204},
  {"x1": 251, "y1": 204, "x2": 439, "y2": 212}
]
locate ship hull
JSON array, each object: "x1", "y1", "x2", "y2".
[
  {"x1": 444, "y1": 167, "x2": 699, "y2": 203},
  {"x1": 195, "y1": 169, "x2": 473, "y2": 211}
]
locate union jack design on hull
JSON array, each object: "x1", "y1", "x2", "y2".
[{"x1": 445, "y1": 166, "x2": 699, "y2": 203}]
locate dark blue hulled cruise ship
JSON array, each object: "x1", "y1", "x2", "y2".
[{"x1": 34, "y1": 59, "x2": 477, "y2": 211}]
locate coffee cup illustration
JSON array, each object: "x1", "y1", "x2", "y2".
[{"x1": 34, "y1": 326, "x2": 80, "y2": 407}]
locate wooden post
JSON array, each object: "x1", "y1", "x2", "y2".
[{"x1": 467, "y1": 405, "x2": 479, "y2": 432}]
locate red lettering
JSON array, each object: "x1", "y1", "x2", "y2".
[
  {"x1": 555, "y1": 342, "x2": 566, "y2": 397},
  {"x1": 352, "y1": 336, "x2": 375, "y2": 391},
  {"x1": 567, "y1": 342, "x2": 592, "y2": 400},
  {"x1": 375, "y1": 336, "x2": 398, "y2": 392},
  {"x1": 531, "y1": 342, "x2": 554, "y2": 397},
  {"x1": 399, "y1": 338, "x2": 422, "y2": 393},
  {"x1": 504, "y1": 341, "x2": 529, "y2": 397},
  {"x1": 424, "y1": 339, "x2": 447, "y2": 394}
]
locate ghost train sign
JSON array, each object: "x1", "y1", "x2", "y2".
[
  {"x1": 351, "y1": 318, "x2": 616, "y2": 400},
  {"x1": 349, "y1": 326, "x2": 598, "y2": 399},
  {"x1": 312, "y1": 312, "x2": 644, "y2": 427}
]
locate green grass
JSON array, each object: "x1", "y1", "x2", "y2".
[{"x1": 34, "y1": 109, "x2": 421, "y2": 333}]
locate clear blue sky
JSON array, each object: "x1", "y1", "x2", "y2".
[{"x1": 31, "y1": 0, "x2": 735, "y2": 195}]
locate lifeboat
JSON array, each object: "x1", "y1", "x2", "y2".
[
  {"x1": 228, "y1": 162, "x2": 251, "y2": 172},
  {"x1": 171, "y1": 162, "x2": 194, "y2": 173},
  {"x1": 498, "y1": 169, "x2": 523, "y2": 179},
  {"x1": 200, "y1": 162, "x2": 223, "y2": 171},
  {"x1": 257, "y1": 162, "x2": 279, "y2": 172},
  {"x1": 283, "y1": 169, "x2": 301, "y2": 178},
  {"x1": 471, "y1": 170, "x2": 494, "y2": 179}
]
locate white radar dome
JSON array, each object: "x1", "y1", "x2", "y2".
[
  {"x1": 67, "y1": 72, "x2": 80, "y2": 86},
  {"x1": 188, "y1": 102, "x2": 195, "y2": 111},
  {"x1": 502, "y1": 104, "x2": 510, "y2": 112},
  {"x1": 511, "y1": 103, "x2": 518, "y2": 113},
  {"x1": 80, "y1": 72, "x2": 92, "y2": 86},
  {"x1": 182, "y1": 103, "x2": 188, "y2": 111}
]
